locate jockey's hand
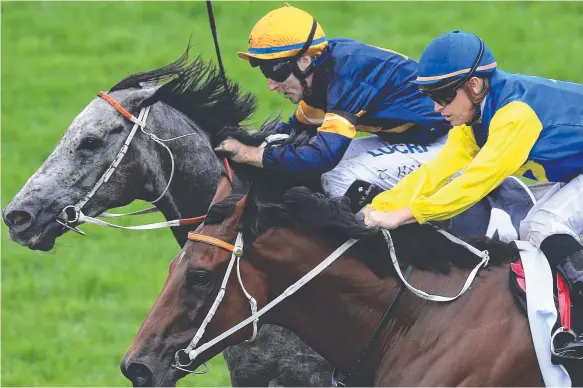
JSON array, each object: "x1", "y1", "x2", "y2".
[
  {"x1": 362, "y1": 205, "x2": 415, "y2": 229},
  {"x1": 215, "y1": 138, "x2": 264, "y2": 168}
]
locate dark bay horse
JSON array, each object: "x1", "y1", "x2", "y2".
[
  {"x1": 2, "y1": 51, "x2": 332, "y2": 386},
  {"x1": 122, "y1": 175, "x2": 547, "y2": 386}
]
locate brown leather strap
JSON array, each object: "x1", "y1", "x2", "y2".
[{"x1": 188, "y1": 232, "x2": 235, "y2": 252}]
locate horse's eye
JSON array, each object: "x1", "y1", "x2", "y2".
[
  {"x1": 186, "y1": 269, "x2": 211, "y2": 286},
  {"x1": 110, "y1": 126, "x2": 123, "y2": 135},
  {"x1": 79, "y1": 136, "x2": 102, "y2": 151}
]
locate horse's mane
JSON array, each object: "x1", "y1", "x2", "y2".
[
  {"x1": 243, "y1": 186, "x2": 519, "y2": 275},
  {"x1": 138, "y1": 47, "x2": 517, "y2": 275},
  {"x1": 108, "y1": 46, "x2": 311, "y2": 148},
  {"x1": 205, "y1": 194, "x2": 245, "y2": 225}
]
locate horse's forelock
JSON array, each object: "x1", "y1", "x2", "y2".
[{"x1": 205, "y1": 195, "x2": 245, "y2": 225}]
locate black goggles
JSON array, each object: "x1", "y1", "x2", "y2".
[
  {"x1": 420, "y1": 38, "x2": 485, "y2": 107},
  {"x1": 420, "y1": 80, "x2": 464, "y2": 106},
  {"x1": 256, "y1": 59, "x2": 295, "y2": 83}
]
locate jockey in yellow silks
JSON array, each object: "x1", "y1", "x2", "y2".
[
  {"x1": 215, "y1": 4, "x2": 451, "y2": 205},
  {"x1": 363, "y1": 30, "x2": 583, "y2": 358}
]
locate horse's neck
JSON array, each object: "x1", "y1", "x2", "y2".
[
  {"x1": 254, "y1": 232, "x2": 402, "y2": 378},
  {"x1": 272, "y1": 252, "x2": 528, "y2": 386},
  {"x1": 253, "y1": 228, "x2": 538, "y2": 385},
  {"x1": 141, "y1": 103, "x2": 227, "y2": 246}
]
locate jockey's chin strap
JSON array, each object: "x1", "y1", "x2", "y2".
[
  {"x1": 292, "y1": 18, "x2": 318, "y2": 99},
  {"x1": 56, "y1": 91, "x2": 232, "y2": 235},
  {"x1": 172, "y1": 224, "x2": 490, "y2": 381}
]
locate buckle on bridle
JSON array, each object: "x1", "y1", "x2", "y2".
[
  {"x1": 172, "y1": 349, "x2": 210, "y2": 374},
  {"x1": 56, "y1": 205, "x2": 85, "y2": 235}
]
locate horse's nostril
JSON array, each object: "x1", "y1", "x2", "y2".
[
  {"x1": 3, "y1": 210, "x2": 34, "y2": 229},
  {"x1": 125, "y1": 362, "x2": 154, "y2": 387}
]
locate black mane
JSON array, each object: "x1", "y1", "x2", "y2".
[
  {"x1": 205, "y1": 195, "x2": 245, "y2": 225},
  {"x1": 131, "y1": 48, "x2": 519, "y2": 276},
  {"x1": 245, "y1": 187, "x2": 519, "y2": 275},
  {"x1": 109, "y1": 47, "x2": 311, "y2": 148}
]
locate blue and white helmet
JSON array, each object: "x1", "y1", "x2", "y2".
[{"x1": 412, "y1": 30, "x2": 497, "y2": 88}]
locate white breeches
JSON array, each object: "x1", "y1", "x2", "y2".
[
  {"x1": 520, "y1": 174, "x2": 583, "y2": 247},
  {"x1": 321, "y1": 134, "x2": 447, "y2": 198}
]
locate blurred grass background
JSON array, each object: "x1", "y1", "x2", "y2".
[{"x1": 2, "y1": 1, "x2": 583, "y2": 386}]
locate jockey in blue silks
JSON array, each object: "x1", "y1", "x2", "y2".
[
  {"x1": 215, "y1": 3, "x2": 451, "y2": 204},
  {"x1": 364, "y1": 30, "x2": 583, "y2": 359}
]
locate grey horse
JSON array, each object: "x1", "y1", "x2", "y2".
[{"x1": 2, "y1": 51, "x2": 332, "y2": 387}]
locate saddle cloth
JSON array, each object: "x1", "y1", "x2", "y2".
[
  {"x1": 442, "y1": 176, "x2": 535, "y2": 243},
  {"x1": 451, "y1": 178, "x2": 574, "y2": 386},
  {"x1": 511, "y1": 241, "x2": 572, "y2": 387}
]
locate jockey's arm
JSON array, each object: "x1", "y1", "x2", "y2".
[
  {"x1": 374, "y1": 101, "x2": 543, "y2": 223},
  {"x1": 372, "y1": 124, "x2": 479, "y2": 211},
  {"x1": 262, "y1": 111, "x2": 356, "y2": 173},
  {"x1": 228, "y1": 75, "x2": 377, "y2": 172},
  {"x1": 274, "y1": 101, "x2": 322, "y2": 135},
  {"x1": 262, "y1": 78, "x2": 378, "y2": 173}
]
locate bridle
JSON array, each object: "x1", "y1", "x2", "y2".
[
  {"x1": 172, "y1": 231, "x2": 258, "y2": 374},
  {"x1": 56, "y1": 90, "x2": 233, "y2": 235},
  {"x1": 56, "y1": 0, "x2": 236, "y2": 236},
  {"x1": 171, "y1": 219, "x2": 490, "y2": 383}
]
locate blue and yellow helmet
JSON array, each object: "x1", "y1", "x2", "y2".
[
  {"x1": 237, "y1": 3, "x2": 328, "y2": 61},
  {"x1": 412, "y1": 30, "x2": 497, "y2": 87}
]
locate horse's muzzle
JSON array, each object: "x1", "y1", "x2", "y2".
[{"x1": 121, "y1": 361, "x2": 154, "y2": 387}]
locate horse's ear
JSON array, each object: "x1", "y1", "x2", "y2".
[
  {"x1": 207, "y1": 175, "x2": 232, "y2": 210},
  {"x1": 234, "y1": 194, "x2": 248, "y2": 219},
  {"x1": 121, "y1": 85, "x2": 161, "y2": 109},
  {"x1": 138, "y1": 80, "x2": 158, "y2": 89}
]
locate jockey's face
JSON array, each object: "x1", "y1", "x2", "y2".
[
  {"x1": 267, "y1": 55, "x2": 313, "y2": 104},
  {"x1": 433, "y1": 77, "x2": 483, "y2": 126}
]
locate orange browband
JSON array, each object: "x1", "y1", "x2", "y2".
[
  {"x1": 98, "y1": 91, "x2": 134, "y2": 121},
  {"x1": 188, "y1": 232, "x2": 235, "y2": 252}
]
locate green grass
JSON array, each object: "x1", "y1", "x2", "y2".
[{"x1": 2, "y1": 1, "x2": 583, "y2": 386}]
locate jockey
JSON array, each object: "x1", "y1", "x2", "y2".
[
  {"x1": 363, "y1": 30, "x2": 583, "y2": 358},
  {"x1": 215, "y1": 3, "x2": 451, "y2": 205}
]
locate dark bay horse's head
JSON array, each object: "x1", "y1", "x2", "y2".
[
  {"x1": 2, "y1": 51, "x2": 258, "y2": 251},
  {"x1": 121, "y1": 178, "x2": 268, "y2": 387},
  {"x1": 120, "y1": 181, "x2": 381, "y2": 387}
]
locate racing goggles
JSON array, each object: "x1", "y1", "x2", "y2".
[
  {"x1": 420, "y1": 39, "x2": 485, "y2": 107},
  {"x1": 251, "y1": 58, "x2": 295, "y2": 83},
  {"x1": 420, "y1": 83, "x2": 461, "y2": 107}
]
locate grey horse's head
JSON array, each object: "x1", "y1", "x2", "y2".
[
  {"x1": 3, "y1": 51, "x2": 260, "y2": 251},
  {"x1": 2, "y1": 87, "x2": 160, "y2": 250}
]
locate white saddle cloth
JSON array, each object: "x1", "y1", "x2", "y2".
[{"x1": 516, "y1": 240, "x2": 571, "y2": 387}]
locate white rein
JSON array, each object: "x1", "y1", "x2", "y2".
[
  {"x1": 175, "y1": 227, "x2": 489, "y2": 371},
  {"x1": 56, "y1": 91, "x2": 207, "y2": 235}
]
